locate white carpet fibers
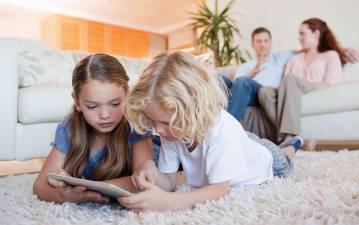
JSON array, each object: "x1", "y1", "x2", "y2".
[{"x1": 1, "y1": 150, "x2": 359, "y2": 225}]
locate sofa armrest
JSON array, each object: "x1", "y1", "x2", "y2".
[
  {"x1": 0, "y1": 44, "x2": 18, "y2": 160},
  {"x1": 302, "y1": 80, "x2": 359, "y2": 116}
]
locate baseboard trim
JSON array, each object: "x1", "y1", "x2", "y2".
[
  {"x1": 304, "y1": 140, "x2": 359, "y2": 151},
  {"x1": 0, "y1": 158, "x2": 45, "y2": 177}
]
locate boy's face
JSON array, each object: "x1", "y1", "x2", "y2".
[
  {"x1": 74, "y1": 79, "x2": 126, "y2": 134},
  {"x1": 144, "y1": 101, "x2": 179, "y2": 141}
]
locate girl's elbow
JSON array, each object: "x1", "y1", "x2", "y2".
[
  {"x1": 33, "y1": 181, "x2": 46, "y2": 201},
  {"x1": 33, "y1": 179, "x2": 51, "y2": 202},
  {"x1": 33, "y1": 180, "x2": 40, "y2": 195}
]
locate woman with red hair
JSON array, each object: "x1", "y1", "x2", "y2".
[{"x1": 258, "y1": 18, "x2": 348, "y2": 145}]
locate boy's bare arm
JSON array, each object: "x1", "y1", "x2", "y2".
[{"x1": 118, "y1": 181, "x2": 230, "y2": 211}]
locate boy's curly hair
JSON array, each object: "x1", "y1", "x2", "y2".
[{"x1": 124, "y1": 52, "x2": 228, "y2": 144}]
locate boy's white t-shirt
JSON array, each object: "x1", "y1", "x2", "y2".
[{"x1": 158, "y1": 110, "x2": 273, "y2": 188}]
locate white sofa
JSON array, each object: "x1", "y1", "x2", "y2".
[
  {"x1": 0, "y1": 37, "x2": 149, "y2": 161},
  {"x1": 1, "y1": 37, "x2": 359, "y2": 161}
]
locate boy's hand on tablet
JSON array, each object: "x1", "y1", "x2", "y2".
[
  {"x1": 118, "y1": 181, "x2": 174, "y2": 211},
  {"x1": 132, "y1": 160, "x2": 158, "y2": 191}
]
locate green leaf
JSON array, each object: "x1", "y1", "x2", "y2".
[{"x1": 190, "y1": 0, "x2": 249, "y2": 66}]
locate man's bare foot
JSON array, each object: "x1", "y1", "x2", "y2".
[
  {"x1": 279, "y1": 136, "x2": 304, "y2": 153},
  {"x1": 283, "y1": 134, "x2": 294, "y2": 143},
  {"x1": 281, "y1": 146, "x2": 295, "y2": 159}
]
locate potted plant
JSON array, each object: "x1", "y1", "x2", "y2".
[{"x1": 191, "y1": 0, "x2": 249, "y2": 67}]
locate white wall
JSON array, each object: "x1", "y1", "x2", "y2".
[
  {"x1": 208, "y1": 0, "x2": 359, "y2": 56},
  {"x1": 0, "y1": 4, "x2": 168, "y2": 57},
  {"x1": 0, "y1": 4, "x2": 50, "y2": 39},
  {"x1": 149, "y1": 34, "x2": 167, "y2": 57},
  {"x1": 167, "y1": 25, "x2": 195, "y2": 50}
]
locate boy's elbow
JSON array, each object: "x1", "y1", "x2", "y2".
[
  {"x1": 221, "y1": 185, "x2": 230, "y2": 196},
  {"x1": 214, "y1": 182, "x2": 230, "y2": 199}
]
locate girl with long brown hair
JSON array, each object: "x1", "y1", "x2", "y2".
[{"x1": 33, "y1": 54, "x2": 155, "y2": 203}]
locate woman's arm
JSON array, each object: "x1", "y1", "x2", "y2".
[
  {"x1": 33, "y1": 147, "x2": 108, "y2": 203},
  {"x1": 342, "y1": 48, "x2": 359, "y2": 64},
  {"x1": 118, "y1": 180, "x2": 230, "y2": 211},
  {"x1": 283, "y1": 57, "x2": 295, "y2": 76}
]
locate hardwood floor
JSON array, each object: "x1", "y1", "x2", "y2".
[
  {"x1": 305, "y1": 140, "x2": 359, "y2": 151},
  {"x1": 0, "y1": 158, "x2": 45, "y2": 177}
]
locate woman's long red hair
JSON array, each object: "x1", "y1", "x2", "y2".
[{"x1": 302, "y1": 18, "x2": 346, "y2": 65}]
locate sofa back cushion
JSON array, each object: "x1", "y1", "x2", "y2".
[
  {"x1": 0, "y1": 37, "x2": 75, "y2": 87},
  {"x1": 0, "y1": 37, "x2": 151, "y2": 88},
  {"x1": 69, "y1": 51, "x2": 150, "y2": 87}
]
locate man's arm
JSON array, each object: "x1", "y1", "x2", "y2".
[
  {"x1": 342, "y1": 48, "x2": 359, "y2": 64},
  {"x1": 234, "y1": 61, "x2": 255, "y2": 79}
]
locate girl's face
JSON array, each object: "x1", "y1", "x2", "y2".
[
  {"x1": 299, "y1": 24, "x2": 320, "y2": 50},
  {"x1": 75, "y1": 79, "x2": 126, "y2": 134},
  {"x1": 144, "y1": 101, "x2": 180, "y2": 141}
]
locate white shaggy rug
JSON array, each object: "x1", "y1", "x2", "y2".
[{"x1": 1, "y1": 150, "x2": 359, "y2": 225}]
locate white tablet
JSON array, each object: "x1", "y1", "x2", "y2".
[{"x1": 48, "y1": 173, "x2": 133, "y2": 198}]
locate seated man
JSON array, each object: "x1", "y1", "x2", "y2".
[{"x1": 225, "y1": 27, "x2": 295, "y2": 122}]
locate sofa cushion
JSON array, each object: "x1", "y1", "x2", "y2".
[
  {"x1": 301, "y1": 110, "x2": 359, "y2": 140},
  {"x1": 68, "y1": 51, "x2": 150, "y2": 87},
  {"x1": 0, "y1": 37, "x2": 75, "y2": 87},
  {"x1": 116, "y1": 56, "x2": 149, "y2": 87},
  {"x1": 16, "y1": 123, "x2": 58, "y2": 160},
  {"x1": 18, "y1": 85, "x2": 73, "y2": 124},
  {"x1": 302, "y1": 80, "x2": 359, "y2": 116},
  {"x1": 70, "y1": 51, "x2": 91, "y2": 64},
  {"x1": 18, "y1": 50, "x2": 74, "y2": 87}
]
